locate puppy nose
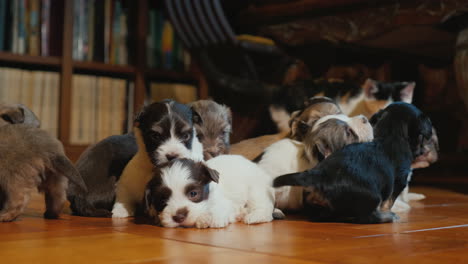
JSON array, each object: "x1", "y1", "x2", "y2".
[
  {"x1": 166, "y1": 154, "x2": 178, "y2": 161},
  {"x1": 172, "y1": 208, "x2": 188, "y2": 223}
]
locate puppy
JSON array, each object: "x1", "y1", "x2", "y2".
[
  {"x1": 0, "y1": 103, "x2": 40, "y2": 128},
  {"x1": 112, "y1": 100, "x2": 204, "y2": 218},
  {"x1": 0, "y1": 124, "x2": 86, "y2": 221},
  {"x1": 274, "y1": 102, "x2": 433, "y2": 223},
  {"x1": 68, "y1": 99, "x2": 232, "y2": 217},
  {"x1": 143, "y1": 155, "x2": 275, "y2": 228},
  {"x1": 188, "y1": 100, "x2": 232, "y2": 160},
  {"x1": 259, "y1": 114, "x2": 373, "y2": 211},
  {"x1": 230, "y1": 97, "x2": 342, "y2": 160}
]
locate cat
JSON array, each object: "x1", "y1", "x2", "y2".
[{"x1": 270, "y1": 78, "x2": 415, "y2": 133}]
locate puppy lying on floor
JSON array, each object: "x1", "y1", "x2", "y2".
[
  {"x1": 0, "y1": 103, "x2": 40, "y2": 127},
  {"x1": 112, "y1": 100, "x2": 205, "y2": 218},
  {"x1": 274, "y1": 102, "x2": 433, "y2": 223},
  {"x1": 68, "y1": 99, "x2": 232, "y2": 217},
  {"x1": 259, "y1": 113, "x2": 373, "y2": 211},
  {"x1": 143, "y1": 155, "x2": 275, "y2": 228},
  {"x1": 0, "y1": 124, "x2": 86, "y2": 221},
  {"x1": 230, "y1": 97, "x2": 342, "y2": 160}
]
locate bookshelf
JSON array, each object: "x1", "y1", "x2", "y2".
[{"x1": 0, "y1": 0, "x2": 205, "y2": 162}]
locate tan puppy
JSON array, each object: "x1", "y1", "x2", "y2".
[
  {"x1": 0, "y1": 124, "x2": 86, "y2": 221},
  {"x1": 230, "y1": 97, "x2": 342, "y2": 160}
]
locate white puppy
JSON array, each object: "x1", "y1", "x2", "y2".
[
  {"x1": 258, "y1": 114, "x2": 374, "y2": 211},
  {"x1": 143, "y1": 155, "x2": 275, "y2": 228}
]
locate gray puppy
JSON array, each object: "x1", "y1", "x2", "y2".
[
  {"x1": 68, "y1": 99, "x2": 232, "y2": 217},
  {"x1": 0, "y1": 103, "x2": 40, "y2": 128},
  {"x1": 0, "y1": 124, "x2": 86, "y2": 221}
]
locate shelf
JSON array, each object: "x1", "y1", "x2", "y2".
[
  {"x1": 73, "y1": 61, "x2": 137, "y2": 76},
  {"x1": 0, "y1": 51, "x2": 61, "y2": 67},
  {"x1": 145, "y1": 68, "x2": 196, "y2": 82}
]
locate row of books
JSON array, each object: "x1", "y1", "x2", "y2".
[
  {"x1": 0, "y1": 0, "x2": 63, "y2": 56},
  {"x1": 70, "y1": 74, "x2": 134, "y2": 145},
  {"x1": 147, "y1": 8, "x2": 191, "y2": 71},
  {"x1": 73, "y1": 0, "x2": 129, "y2": 65},
  {"x1": 148, "y1": 82, "x2": 198, "y2": 105},
  {"x1": 0, "y1": 67, "x2": 59, "y2": 137}
]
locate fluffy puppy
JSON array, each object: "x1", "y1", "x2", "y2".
[
  {"x1": 112, "y1": 100, "x2": 204, "y2": 218},
  {"x1": 0, "y1": 124, "x2": 86, "y2": 221},
  {"x1": 230, "y1": 97, "x2": 341, "y2": 160},
  {"x1": 274, "y1": 102, "x2": 433, "y2": 224},
  {"x1": 143, "y1": 155, "x2": 275, "y2": 228},
  {"x1": 68, "y1": 99, "x2": 231, "y2": 217},
  {"x1": 259, "y1": 114, "x2": 373, "y2": 211},
  {"x1": 188, "y1": 100, "x2": 232, "y2": 160},
  {"x1": 0, "y1": 103, "x2": 40, "y2": 128}
]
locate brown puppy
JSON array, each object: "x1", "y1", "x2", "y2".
[
  {"x1": 0, "y1": 124, "x2": 86, "y2": 221},
  {"x1": 0, "y1": 103, "x2": 40, "y2": 128},
  {"x1": 230, "y1": 97, "x2": 342, "y2": 160},
  {"x1": 189, "y1": 100, "x2": 232, "y2": 160}
]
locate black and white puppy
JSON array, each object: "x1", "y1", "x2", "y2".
[
  {"x1": 68, "y1": 99, "x2": 231, "y2": 217},
  {"x1": 273, "y1": 102, "x2": 433, "y2": 223},
  {"x1": 112, "y1": 100, "x2": 204, "y2": 218},
  {"x1": 259, "y1": 114, "x2": 373, "y2": 211},
  {"x1": 143, "y1": 155, "x2": 275, "y2": 228}
]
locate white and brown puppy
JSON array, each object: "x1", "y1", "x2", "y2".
[
  {"x1": 0, "y1": 103, "x2": 40, "y2": 128},
  {"x1": 112, "y1": 100, "x2": 204, "y2": 218},
  {"x1": 188, "y1": 100, "x2": 232, "y2": 160},
  {"x1": 231, "y1": 97, "x2": 342, "y2": 160},
  {"x1": 143, "y1": 155, "x2": 275, "y2": 228},
  {"x1": 259, "y1": 114, "x2": 374, "y2": 211},
  {"x1": 0, "y1": 124, "x2": 86, "y2": 221}
]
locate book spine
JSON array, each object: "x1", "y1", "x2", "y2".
[
  {"x1": 17, "y1": 0, "x2": 26, "y2": 54},
  {"x1": 119, "y1": 7, "x2": 127, "y2": 65},
  {"x1": 0, "y1": 0, "x2": 6, "y2": 51},
  {"x1": 161, "y1": 20, "x2": 173, "y2": 70},
  {"x1": 72, "y1": 0, "x2": 80, "y2": 59},
  {"x1": 28, "y1": 0, "x2": 39, "y2": 56},
  {"x1": 104, "y1": 0, "x2": 111, "y2": 63},
  {"x1": 11, "y1": 0, "x2": 18, "y2": 53},
  {"x1": 87, "y1": 0, "x2": 95, "y2": 61},
  {"x1": 40, "y1": 0, "x2": 50, "y2": 56}
]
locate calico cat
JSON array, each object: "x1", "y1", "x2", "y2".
[{"x1": 270, "y1": 78, "x2": 415, "y2": 133}]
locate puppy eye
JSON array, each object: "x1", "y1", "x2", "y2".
[
  {"x1": 151, "y1": 132, "x2": 161, "y2": 140},
  {"x1": 183, "y1": 133, "x2": 191, "y2": 141},
  {"x1": 197, "y1": 133, "x2": 204, "y2": 141},
  {"x1": 189, "y1": 190, "x2": 198, "y2": 198}
]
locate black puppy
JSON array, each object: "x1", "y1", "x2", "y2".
[{"x1": 273, "y1": 102, "x2": 432, "y2": 224}]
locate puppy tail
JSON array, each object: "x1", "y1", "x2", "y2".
[
  {"x1": 51, "y1": 155, "x2": 87, "y2": 192},
  {"x1": 273, "y1": 169, "x2": 321, "y2": 188}
]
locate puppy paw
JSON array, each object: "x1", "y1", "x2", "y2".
[
  {"x1": 112, "y1": 203, "x2": 131, "y2": 218},
  {"x1": 407, "y1": 192, "x2": 426, "y2": 201},
  {"x1": 391, "y1": 200, "x2": 411, "y2": 213},
  {"x1": 272, "y1": 208, "x2": 286, "y2": 220},
  {"x1": 243, "y1": 209, "x2": 273, "y2": 225},
  {"x1": 43, "y1": 210, "x2": 60, "y2": 219},
  {"x1": 195, "y1": 215, "x2": 212, "y2": 229}
]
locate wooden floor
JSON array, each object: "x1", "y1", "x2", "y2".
[{"x1": 1, "y1": 187, "x2": 467, "y2": 263}]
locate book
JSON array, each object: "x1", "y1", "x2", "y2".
[
  {"x1": 40, "y1": 0, "x2": 50, "y2": 55},
  {"x1": 87, "y1": 0, "x2": 95, "y2": 61},
  {"x1": 17, "y1": 0, "x2": 26, "y2": 54},
  {"x1": 104, "y1": 0, "x2": 112, "y2": 63},
  {"x1": 93, "y1": 0, "x2": 104, "y2": 61},
  {"x1": 0, "y1": 0, "x2": 7, "y2": 51},
  {"x1": 28, "y1": 0, "x2": 40, "y2": 55},
  {"x1": 149, "y1": 82, "x2": 197, "y2": 104}
]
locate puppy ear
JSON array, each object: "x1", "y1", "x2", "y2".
[
  {"x1": 314, "y1": 140, "x2": 332, "y2": 159},
  {"x1": 225, "y1": 106, "x2": 232, "y2": 128},
  {"x1": 17, "y1": 104, "x2": 40, "y2": 128},
  {"x1": 288, "y1": 109, "x2": 303, "y2": 128},
  {"x1": 143, "y1": 188, "x2": 152, "y2": 214},
  {"x1": 1, "y1": 108, "x2": 24, "y2": 124},
  {"x1": 199, "y1": 163, "x2": 219, "y2": 183},
  {"x1": 369, "y1": 109, "x2": 386, "y2": 126},
  {"x1": 191, "y1": 108, "x2": 203, "y2": 125},
  {"x1": 400, "y1": 82, "x2": 415, "y2": 103}
]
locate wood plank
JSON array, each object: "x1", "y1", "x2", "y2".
[
  {"x1": 1, "y1": 187, "x2": 467, "y2": 263},
  {"x1": 0, "y1": 51, "x2": 61, "y2": 67}
]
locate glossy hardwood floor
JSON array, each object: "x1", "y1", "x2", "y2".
[{"x1": 1, "y1": 187, "x2": 467, "y2": 263}]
